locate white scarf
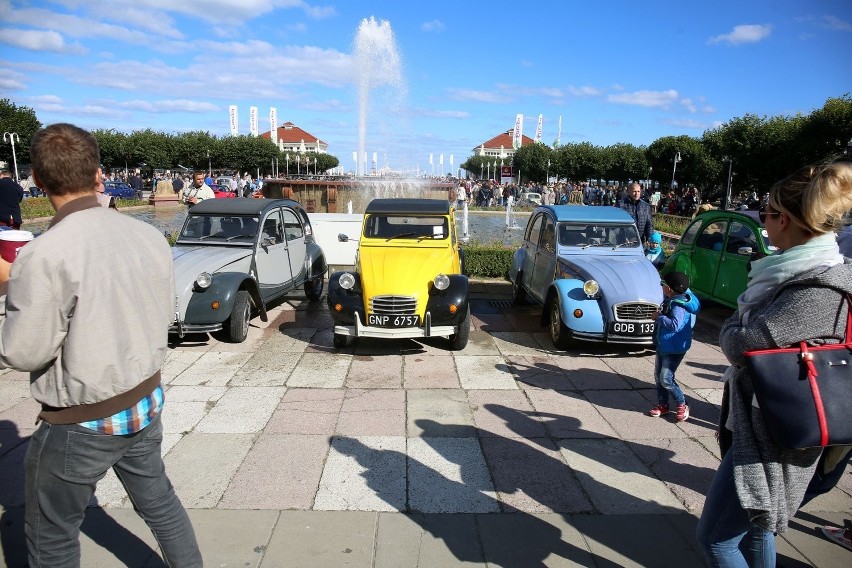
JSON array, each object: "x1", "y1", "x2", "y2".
[{"x1": 737, "y1": 232, "x2": 843, "y2": 324}]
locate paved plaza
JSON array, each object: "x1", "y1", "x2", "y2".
[{"x1": 0, "y1": 281, "x2": 849, "y2": 567}]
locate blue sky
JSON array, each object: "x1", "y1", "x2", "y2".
[{"x1": 1, "y1": 0, "x2": 850, "y2": 174}]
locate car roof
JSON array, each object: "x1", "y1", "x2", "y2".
[
  {"x1": 365, "y1": 198, "x2": 451, "y2": 215},
  {"x1": 694, "y1": 209, "x2": 763, "y2": 226},
  {"x1": 536, "y1": 205, "x2": 635, "y2": 224},
  {"x1": 188, "y1": 198, "x2": 304, "y2": 216}
]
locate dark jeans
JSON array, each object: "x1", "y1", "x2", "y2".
[
  {"x1": 24, "y1": 412, "x2": 202, "y2": 567},
  {"x1": 654, "y1": 352, "x2": 686, "y2": 407},
  {"x1": 696, "y1": 450, "x2": 776, "y2": 567}
]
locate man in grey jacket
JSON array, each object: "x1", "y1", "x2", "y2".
[{"x1": 0, "y1": 123, "x2": 201, "y2": 567}]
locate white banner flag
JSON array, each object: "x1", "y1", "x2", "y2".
[
  {"x1": 229, "y1": 105, "x2": 238, "y2": 136},
  {"x1": 353, "y1": 151, "x2": 358, "y2": 164},
  {"x1": 535, "y1": 114, "x2": 543, "y2": 143},
  {"x1": 249, "y1": 106, "x2": 258, "y2": 137},
  {"x1": 372, "y1": 152, "x2": 377, "y2": 164},
  {"x1": 512, "y1": 114, "x2": 524, "y2": 150},
  {"x1": 429, "y1": 153, "x2": 433, "y2": 165},
  {"x1": 269, "y1": 107, "x2": 278, "y2": 144},
  {"x1": 439, "y1": 153, "x2": 444, "y2": 166},
  {"x1": 449, "y1": 154, "x2": 454, "y2": 167}
]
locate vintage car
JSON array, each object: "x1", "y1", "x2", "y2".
[
  {"x1": 327, "y1": 198, "x2": 470, "y2": 350},
  {"x1": 170, "y1": 198, "x2": 327, "y2": 342},
  {"x1": 661, "y1": 209, "x2": 776, "y2": 309},
  {"x1": 104, "y1": 181, "x2": 142, "y2": 200},
  {"x1": 509, "y1": 205, "x2": 663, "y2": 349}
]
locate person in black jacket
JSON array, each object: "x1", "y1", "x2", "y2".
[
  {"x1": 619, "y1": 182, "x2": 653, "y2": 245},
  {"x1": 0, "y1": 170, "x2": 24, "y2": 229}
]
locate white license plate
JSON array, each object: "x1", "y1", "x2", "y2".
[
  {"x1": 608, "y1": 321, "x2": 654, "y2": 336},
  {"x1": 367, "y1": 314, "x2": 421, "y2": 328}
]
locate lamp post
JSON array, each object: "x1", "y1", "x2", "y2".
[
  {"x1": 647, "y1": 166, "x2": 653, "y2": 191},
  {"x1": 671, "y1": 151, "x2": 681, "y2": 190},
  {"x1": 3, "y1": 132, "x2": 20, "y2": 182},
  {"x1": 206, "y1": 150, "x2": 211, "y2": 178},
  {"x1": 285, "y1": 154, "x2": 289, "y2": 177},
  {"x1": 480, "y1": 163, "x2": 484, "y2": 180},
  {"x1": 546, "y1": 159, "x2": 550, "y2": 183},
  {"x1": 493, "y1": 160, "x2": 498, "y2": 181},
  {"x1": 724, "y1": 157, "x2": 733, "y2": 210}
]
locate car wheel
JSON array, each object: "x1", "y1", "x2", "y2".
[
  {"x1": 549, "y1": 299, "x2": 572, "y2": 350},
  {"x1": 512, "y1": 272, "x2": 526, "y2": 305},
  {"x1": 226, "y1": 290, "x2": 252, "y2": 343},
  {"x1": 449, "y1": 305, "x2": 471, "y2": 351},
  {"x1": 333, "y1": 332, "x2": 349, "y2": 348},
  {"x1": 304, "y1": 276, "x2": 323, "y2": 301}
]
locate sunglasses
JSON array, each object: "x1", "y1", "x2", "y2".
[{"x1": 758, "y1": 207, "x2": 781, "y2": 224}]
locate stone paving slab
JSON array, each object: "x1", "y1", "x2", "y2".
[
  {"x1": 168, "y1": 351, "x2": 252, "y2": 386},
  {"x1": 454, "y1": 354, "x2": 518, "y2": 389},
  {"x1": 165, "y1": 433, "x2": 254, "y2": 508},
  {"x1": 346, "y1": 355, "x2": 403, "y2": 388},
  {"x1": 264, "y1": 388, "x2": 345, "y2": 435},
  {"x1": 263, "y1": 510, "x2": 376, "y2": 568},
  {"x1": 525, "y1": 389, "x2": 619, "y2": 439},
  {"x1": 467, "y1": 389, "x2": 547, "y2": 439},
  {"x1": 336, "y1": 389, "x2": 406, "y2": 436},
  {"x1": 287, "y1": 352, "x2": 350, "y2": 387},
  {"x1": 406, "y1": 389, "x2": 473, "y2": 437},
  {"x1": 402, "y1": 354, "x2": 459, "y2": 388},
  {"x1": 195, "y1": 386, "x2": 286, "y2": 433}
]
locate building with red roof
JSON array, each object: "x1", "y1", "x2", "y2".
[
  {"x1": 260, "y1": 122, "x2": 328, "y2": 154},
  {"x1": 472, "y1": 129, "x2": 536, "y2": 160}
]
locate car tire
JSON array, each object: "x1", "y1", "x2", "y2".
[
  {"x1": 549, "y1": 299, "x2": 572, "y2": 350},
  {"x1": 333, "y1": 332, "x2": 350, "y2": 348},
  {"x1": 304, "y1": 276, "x2": 324, "y2": 301},
  {"x1": 226, "y1": 290, "x2": 252, "y2": 343},
  {"x1": 512, "y1": 272, "x2": 526, "y2": 305},
  {"x1": 449, "y1": 305, "x2": 471, "y2": 351}
]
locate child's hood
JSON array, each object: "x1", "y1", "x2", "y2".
[{"x1": 670, "y1": 288, "x2": 701, "y2": 314}]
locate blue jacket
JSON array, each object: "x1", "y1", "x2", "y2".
[
  {"x1": 655, "y1": 289, "x2": 700, "y2": 354},
  {"x1": 620, "y1": 197, "x2": 653, "y2": 244}
]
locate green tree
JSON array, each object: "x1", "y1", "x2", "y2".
[
  {"x1": 512, "y1": 143, "x2": 552, "y2": 183},
  {"x1": 0, "y1": 99, "x2": 42, "y2": 174},
  {"x1": 602, "y1": 143, "x2": 648, "y2": 187}
]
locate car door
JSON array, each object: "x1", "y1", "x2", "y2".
[
  {"x1": 255, "y1": 208, "x2": 293, "y2": 299},
  {"x1": 282, "y1": 207, "x2": 307, "y2": 282},
  {"x1": 520, "y1": 213, "x2": 545, "y2": 292},
  {"x1": 712, "y1": 220, "x2": 757, "y2": 306},
  {"x1": 690, "y1": 220, "x2": 728, "y2": 298},
  {"x1": 529, "y1": 214, "x2": 557, "y2": 302}
]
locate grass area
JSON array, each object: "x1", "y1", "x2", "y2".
[{"x1": 21, "y1": 196, "x2": 149, "y2": 220}]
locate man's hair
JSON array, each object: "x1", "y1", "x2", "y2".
[
  {"x1": 193, "y1": 170, "x2": 205, "y2": 178},
  {"x1": 30, "y1": 123, "x2": 99, "y2": 196}
]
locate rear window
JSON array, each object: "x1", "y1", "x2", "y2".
[{"x1": 363, "y1": 215, "x2": 449, "y2": 240}]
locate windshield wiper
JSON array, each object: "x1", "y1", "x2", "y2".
[
  {"x1": 226, "y1": 233, "x2": 254, "y2": 241},
  {"x1": 580, "y1": 242, "x2": 607, "y2": 249},
  {"x1": 386, "y1": 232, "x2": 416, "y2": 241},
  {"x1": 613, "y1": 240, "x2": 639, "y2": 249}
]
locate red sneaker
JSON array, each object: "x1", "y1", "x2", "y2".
[
  {"x1": 648, "y1": 404, "x2": 670, "y2": 417},
  {"x1": 675, "y1": 403, "x2": 690, "y2": 422}
]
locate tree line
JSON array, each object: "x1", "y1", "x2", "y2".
[
  {"x1": 3, "y1": 95, "x2": 850, "y2": 198},
  {"x1": 461, "y1": 94, "x2": 852, "y2": 201}
]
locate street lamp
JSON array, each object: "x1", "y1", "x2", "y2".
[
  {"x1": 206, "y1": 150, "x2": 211, "y2": 178},
  {"x1": 3, "y1": 132, "x2": 20, "y2": 182},
  {"x1": 493, "y1": 160, "x2": 498, "y2": 181},
  {"x1": 546, "y1": 159, "x2": 550, "y2": 183},
  {"x1": 724, "y1": 157, "x2": 733, "y2": 210},
  {"x1": 647, "y1": 166, "x2": 653, "y2": 191},
  {"x1": 671, "y1": 151, "x2": 681, "y2": 190},
  {"x1": 285, "y1": 154, "x2": 290, "y2": 176}
]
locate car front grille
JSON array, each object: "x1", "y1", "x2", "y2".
[
  {"x1": 370, "y1": 295, "x2": 417, "y2": 315},
  {"x1": 614, "y1": 302, "x2": 658, "y2": 321}
]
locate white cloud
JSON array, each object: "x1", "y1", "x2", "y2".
[
  {"x1": 446, "y1": 88, "x2": 511, "y2": 104},
  {"x1": 421, "y1": 20, "x2": 446, "y2": 32},
  {"x1": 708, "y1": 24, "x2": 772, "y2": 45},
  {"x1": 607, "y1": 89, "x2": 679, "y2": 109},
  {"x1": 416, "y1": 109, "x2": 470, "y2": 119},
  {"x1": 822, "y1": 15, "x2": 852, "y2": 31},
  {"x1": 118, "y1": 99, "x2": 219, "y2": 113},
  {"x1": 0, "y1": 28, "x2": 85, "y2": 53},
  {"x1": 662, "y1": 118, "x2": 707, "y2": 129},
  {"x1": 568, "y1": 85, "x2": 602, "y2": 97},
  {"x1": 0, "y1": 67, "x2": 27, "y2": 91},
  {"x1": 681, "y1": 98, "x2": 697, "y2": 113},
  {"x1": 28, "y1": 94, "x2": 66, "y2": 112}
]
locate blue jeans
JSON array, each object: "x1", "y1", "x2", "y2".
[
  {"x1": 696, "y1": 450, "x2": 776, "y2": 567},
  {"x1": 654, "y1": 352, "x2": 686, "y2": 407},
  {"x1": 24, "y1": 412, "x2": 202, "y2": 567}
]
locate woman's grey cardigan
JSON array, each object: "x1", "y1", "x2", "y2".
[{"x1": 719, "y1": 260, "x2": 852, "y2": 533}]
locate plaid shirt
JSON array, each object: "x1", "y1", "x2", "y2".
[{"x1": 79, "y1": 384, "x2": 163, "y2": 435}]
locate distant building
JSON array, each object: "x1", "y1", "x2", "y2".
[
  {"x1": 260, "y1": 122, "x2": 329, "y2": 154},
  {"x1": 472, "y1": 129, "x2": 536, "y2": 160}
]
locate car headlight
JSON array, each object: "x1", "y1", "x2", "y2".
[
  {"x1": 433, "y1": 274, "x2": 450, "y2": 291},
  {"x1": 582, "y1": 279, "x2": 599, "y2": 297},
  {"x1": 338, "y1": 272, "x2": 356, "y2": 290},
  {"x1": 195, "y1": 272, "x2": 213, "y2": 289}
]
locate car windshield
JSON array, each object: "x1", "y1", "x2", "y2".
[
  {"x1": 363, "y1": 214, "x2": 449, "y2": 240},
  {"x1": 179, "y1": 215, "x2": 259, "y2": 243},
  {"x1": 557, "y1": 222, "x2": 640, "y2": 248}
]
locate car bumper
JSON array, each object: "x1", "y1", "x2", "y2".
[
  {"x1": 334, "y1": 311, "x2": 456, "y2": 339},
  {"x1": 169, "y1": 317, "x2": 223, "y2": 337},
  {"x1": 571, "y1": 330, "x2": 655, "y2": 345}
]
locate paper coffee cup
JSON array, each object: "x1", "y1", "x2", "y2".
[{"x1": 0, "y1": 230, "x2": 34, "y2": 262}]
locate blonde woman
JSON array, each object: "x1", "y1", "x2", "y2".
[{"x1": 696, "y1": 162, "x2": 852, "y2": 567}]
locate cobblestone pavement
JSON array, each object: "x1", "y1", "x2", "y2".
[{"x1": 0, "y1": 283, "x2": 849, "y2": 567}]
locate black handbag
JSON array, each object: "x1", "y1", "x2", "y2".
[{"x1": 743, "y1": 294, "x2": 852, "y2": 449}]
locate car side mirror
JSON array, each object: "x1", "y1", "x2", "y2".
[
  {"x1": 737, "y1": 246, "x2": 753, "y2": 256},
  {"x1": 338, "y1": 233, "x2": 349, "y2": 242},
  {"x1": 262, "y1": 236, "x2": 276, "y2": 247}
]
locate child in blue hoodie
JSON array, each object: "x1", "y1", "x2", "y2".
[
  {"x1": 645, "y1": 232, "x2": 666, "y2": 267},
  {"x1": 649, "y1": 271, "x2": 701, "y2": 421}
]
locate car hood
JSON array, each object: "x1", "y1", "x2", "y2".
[
  {"x1": 358, "y1": 244, "x2": 456, "y2": 306},
  {"x1": 171, "y1": 245, "x2": 253, "y2": 317},
  {"x1": 559, "y1": 254, "x2": 663, "y2": 313}
]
